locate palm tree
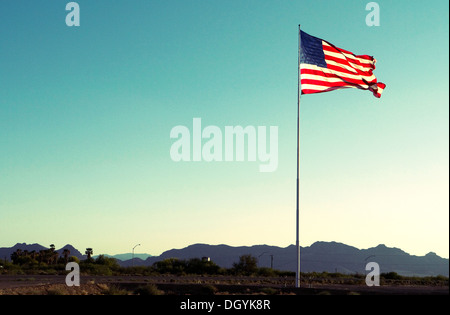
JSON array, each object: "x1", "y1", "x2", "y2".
[
  {"x1": 10, "y1": 249, "x2": 22, "y2": 264},
  {"x1": 85, "y1": 248, "x2": 93, "y2": 260},
  {"x1": 50, "y1": 251, "x2": 59, "y2": 265},
  {"x1": 30, "y1": 250, "x2": 38, "y2": 260},
  {"x1": 62, "y1": 249, "x2": 71, "y2": 264}
]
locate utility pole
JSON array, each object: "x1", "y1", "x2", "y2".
[{"x1": 132, "y1": 244, "x2": 141, "y2": 268}]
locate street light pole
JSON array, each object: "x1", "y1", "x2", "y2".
[
  {"x1": 132, "y1": 244, "x2": 141, "y2": 268},
  {"x1": 258, "y1": 252, "x2": 274, "y2": 269}
]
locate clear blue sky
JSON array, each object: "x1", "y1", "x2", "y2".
[{"x1": 1, "y1": 0, "x2": 448, "y2": 259}]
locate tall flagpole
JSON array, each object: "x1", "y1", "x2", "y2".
[{"x1": 296, "y1": 24, "x2": 301, "y2": 288}]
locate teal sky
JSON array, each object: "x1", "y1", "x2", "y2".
[{"x1": 1, "y1": 0, "x2": 448, "y2": 259}]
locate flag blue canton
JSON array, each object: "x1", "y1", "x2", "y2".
[{"x1": 300, "y1": 31, "x2": 327, "y2": 68}]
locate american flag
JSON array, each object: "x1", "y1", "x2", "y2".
[{"x1": 300, "y1": 30, "x2": 386, "y2": 98}]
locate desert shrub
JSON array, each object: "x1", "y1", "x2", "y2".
[
  {"x1": 232, "y1": 254, "x2": 258, "y2": 275},
  {"x1": 1, "y1": 264, "x2": 24, "y2": 275},
  {"x1": 47, "y1": 288, "x2": 67, "y2": 295},
  {"x1": 101, "y1": 285, "x2": 129, "y2": 295},
  {"x1": 381, "y1": 272, "x2": 402, "y2": 280},
  {"x1": 69, "y1": 256, "x2": 80, "y2": 264},
  {"x1": 80, "y1": 263, "x2": 113, "y2": 276},
  {"x1": 186, "y1": 258, "x2": 221, "y2": 275},
  {"x1": 257, "y1": 267, "x2": 277, "y2": 277},
  {"x1": 200, "y1": 284, "x2": 218, "y2": 295},
  {"x1": 260, "y1": 287, "x2": 278, "y2": 295},
  {"x1": 153, "y1": 258, "x2": 186, "y2": 275},
  {"x1": 78, "y1": 255, "x2": 121, "y2": 275},
  {"x1": 120, "y1": 266, "x2": 155, "y2": 276},
  {"x1": 95, "y1": 255, "x2": 120, "y2": 270},
  {"x1": 152, "y1": 257, "x2": 222, "y2": 275},
  {"x1": 277, "y1": 270, "x2": 295, "y2": 277},
  {"x1": 134, "y1": 284, "x2": 164, "y2": 295}
]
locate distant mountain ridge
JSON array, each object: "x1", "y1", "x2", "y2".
[
  {"x1": 134, "y1": 242, "x2": 449, "y2": 277},
  {"x1": 1, "y1": 242, "x2": 448, "y2": 277},
  {"x1": 93, "y1": 253, "x2": 152, "y2": 261}
]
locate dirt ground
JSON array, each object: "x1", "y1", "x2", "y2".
[{"x1": 0, "y1": 274, "x2": 448, "y2": 295}]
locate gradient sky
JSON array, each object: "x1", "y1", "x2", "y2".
[{"x1": 1, "y1": 0, "x2": 448, "y2": 259}]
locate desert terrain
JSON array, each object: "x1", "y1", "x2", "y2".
[{"x1": 0, "y1": 274, "x2": 447, "y2": 295}]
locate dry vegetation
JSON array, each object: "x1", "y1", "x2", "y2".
[
  {"x1": 1, "y1": 253, "x2": 448, "y2": 295},
  {"x1": 0, "y1": 274, "x2": 448, "y2": 295}
]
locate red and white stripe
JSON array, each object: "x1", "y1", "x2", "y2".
[{"x1": 301, "y1": 41, "x2": 386, "y2": 98}]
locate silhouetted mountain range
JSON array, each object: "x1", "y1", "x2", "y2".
[
  {"x1": 93, "y1": 253, "x2": 152, "y2": 261},
  {"x1": 0, "y1": 243, "x2": 85, "y2": 260},
  {"x1": 132, "y1": 242, "x2": 448, "y2": 277},
  {"x1": 1, "y1": 242, "x2": 448, "y2": 277}
]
